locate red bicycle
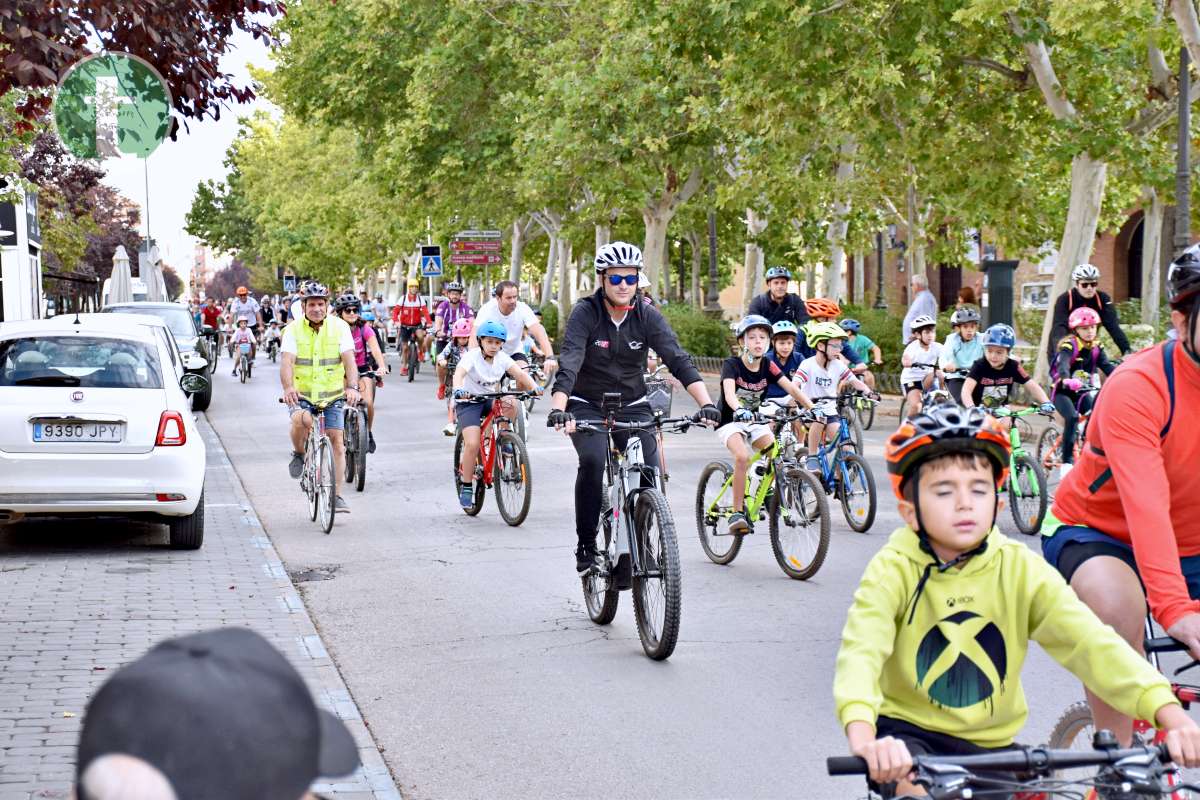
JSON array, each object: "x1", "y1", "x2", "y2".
[
  {"x1": 1038, "y1": 378, "x2": 1100, "y2": 472},
  {"x1": 452, "y1": 389, "x2": 535, "y2": 526}
]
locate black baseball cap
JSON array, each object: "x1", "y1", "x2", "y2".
[{"x1": 76, "y1": 627, "x2": 360, "y2": 800}]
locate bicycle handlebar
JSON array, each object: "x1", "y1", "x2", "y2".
[
  {"x1": 454, "y1": 390, "x2": 540, "y2": 402},
  {"x1": 574, "y1": 415, "x2": 696, "y2": 434},
  {"x1": 989, "y1": 405, "x2": 1054, "y2": 418},
  {"x1": 827, "y1": 742, "x2": 1172, "y2": 777}
]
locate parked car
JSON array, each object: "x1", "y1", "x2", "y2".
[
  {"x1": 0, "y1": 315, "x2": 210, "y2": 548},
  {"x1": 102, "y1": 301, "x2": 215, "y2": 410}
]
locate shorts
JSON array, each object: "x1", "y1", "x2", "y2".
[
  {"x1": 1042, "y1": 521, "x2": 1200, "y2": 595},
  {"x1": 509, "y1": 351, "x2": 528, "y2": 364},
  {"x1": 288, "y1": 398, "x2": 345, "y2": 431},
  {"x1": 454, "y1": 399, "x2": 494, "y2": 429},
  {"x1": 399, "y1": 325, "x2": 422, "y2": 344},
  {"x1": 901, "y1": 381, "x2": 924, "y2": 395},
  {"x1": 870, "y1": 716, "x2": 1021, "y2": 798},
  {"x1": 717, "y1": 421, "x2": 773, "y2": 446}
]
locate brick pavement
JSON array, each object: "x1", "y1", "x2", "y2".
[{"x1": 0, "y1": 416, "x2": 401, "y2": 800}]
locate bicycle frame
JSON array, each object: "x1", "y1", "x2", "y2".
[
  {"x1": 814, "y1": 413, "x2": 856, "y2": 491},
  {"x1": 705, "y1": 438, "x2": 782, "y2": 523}
]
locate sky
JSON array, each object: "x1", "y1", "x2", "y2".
[{"x1": 95, "y1": 28, "x2": 275, "y2": 286}]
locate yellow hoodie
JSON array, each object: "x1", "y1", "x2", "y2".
[{"x1": 834, "y1": 526, "x2": 1177, "y2": 748}]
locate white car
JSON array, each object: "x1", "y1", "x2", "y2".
[{"x1": 0, "y1": 315, "x2": 210, "y2": 548}]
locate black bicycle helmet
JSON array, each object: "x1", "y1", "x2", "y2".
[
  {"x1": 333, "y1": 292, "x2": 360, "y2": 312},
  {"x1": 1169, "y1": 244, "x2": 1200, "y2": 308}
]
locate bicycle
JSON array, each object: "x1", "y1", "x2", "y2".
[
  {"x1": 237, "y1": 342, "x2": 252, "y2": 383},
  {"x1": 645, "y1": 365, "x2": 676, "y2": 493},
  {"x1": 1038, "y1": 377, "x2": 1101, "y2": 473},
  {"x1": 279, "y1": 397, "x2": 337, "y2": 534},
  {"x1": 836, "y1": 390, "x2": 867, "y2": 454},
  {"x1": 267, "y1": 337, "x2": 279, "y2": 363},
  {"x1": 451, "y1": 389, "x2": 535, "y2": 526},
  {"x1": 989, "y1": 405, "x2": 1054, "y2": 535},
  {"x1": 502, "y1": 373, "x2": 531, "y2": 441},
  {"x1": 811, "y1": 394, "x2": 879, "y2": 532},
  {"x1": 1048, "y1": 623, "x2": 1198, "y2": 799},
  {"x1": 577, "y1": 394, "x2": 696, "y2": 660},
  {"x1": 827, "y1": 735, "x2": 1194, "y2": 799},
  {"x1": 342, "y1": 376, "x2": 375, "y2": 493},
  {"x1": 695, "y1": 407, "x2": 831, "y2": 580}
]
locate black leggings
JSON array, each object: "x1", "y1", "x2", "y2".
[
  {"x1": 567, "y1": 400, "x2": 658, "y2": 548},
  {"x1": 1053, "y1": 390, "x2": 1095, "y2": 465}
]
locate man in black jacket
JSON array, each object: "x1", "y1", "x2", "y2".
[
  {"x1": 549, "y1": 241, "x2": 721, "y2": 574},
  {"x1": 747, "y1": 265, "x2": 811, "y2": 326},
  {"x1": 1047, "y1": 263, "x2": 1131, "y2": 358}
]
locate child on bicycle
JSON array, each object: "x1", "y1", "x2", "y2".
[
  {"x1": 264, "y1": 320, "x2": 282, "y2": 352},
  {"x1": 717, "y1": 315, "x2": 814, "y2": 534},
  {"x1": 840, "y1": 319, "x2": 882, "y2": 390},
  {"x1": 230, "y1": 319, "x2": 255, "y2": 376},
  {"x1": 900, "y1": 315, "x2": 941, "y2": 419},
  {"x1": 794, "y1": 322, "x2": 877, "y2": 474},
  {"x1": 961, "y1": 324, "x2": 1054, "y2": 426},
  {"x1": 1049, "y1": 307, "x2": 1118, "y2": 480},
  {"x1": 452, "y1": 320, "x2": 540, "y2": 509},
  {"x1": 437, "y1": 318, "x2": 473, "y2": 436},
  {"x1": 939, "y1": 307, "x2": 983, "y2": 405},
  {"x1": 834, "y1": 404, "x2": 1200, "y2": 796}
]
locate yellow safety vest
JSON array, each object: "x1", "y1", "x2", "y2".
[{"x1": 290, "y1": 316, "x2": 349, "y2": 407}]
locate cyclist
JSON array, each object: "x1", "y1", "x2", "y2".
[
  {"x1": 473, "y1": 280, "x2": 557, "y2": 383},
  {"x1": 393, "y1": 278, "x2": 431, "y2": 376},
  {"x1": 437, "y1": 318, "x2": 473, "y2": 435},
  {"x1": 264, "y1": 320, "x2": 282, "y2": 359},
  {"x1": 452, "y1": 320, "x2": 541, "y2": 509},
  {"x1": 1041, "y1": 243, "x2": 1200, "y2": 750},
  {"x1": 835, "y1": 405, "x2": 1200, "y2": 795},
  {"x1": 228, "y1": 287, "x2": 263, "y2": 361},
  {"x1": 1047, "y1": 263, "x2": 1131, "y2": 361},
  {"x1": 718, "y1": 315, "x2": 816, "y2": 533},
  {"x1": 840, "y1": 318, "x2": 883, "y2": 391},
  {"x1": 432, "y1": 280, "x2": 473, "y2": 353},
  {"x1": 334, "y1": 292, "x2": 389, "y2": 454},
  {"x1": 961, "y1": 324, "x2": 1054, "y2": 423},
  {"x1": 280, "y1": 280, "x2": 362, "y2": 514},
  {"x1": 939, "y1": 307, "x2": 984, "y2": 405},
  {"x1": 899, "y1": 315, "x2": 942, "y2": 419},
  {"x1": 230, "y1": 319, "x2": 255, "y2": 377},
  {"x1": 548, "y1": 241, "x2": 721, "y2": 574},
  {"x1": 763, "y1": 320, "x2": 803, "y2": 405},
  {"x1": 748, "y1": 265, "x2": 810, "y2": 326},
  {"x1": 794, "y1": 322, "x2": 876, "y2": 473},
  {"x1": 1049, "y1": 306, "x2": 1118, "y2": 480}
]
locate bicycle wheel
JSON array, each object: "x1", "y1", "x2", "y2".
[
  {"x1": 407, "y1": 340, "x2": 418, "y2": 381},
  {"x1": 1037, "y1": 425, "x2": 1063, "y2": 472},
  {"x1": 305, "y1": 447, "x2": 319, "y2": 522},
  {"x1": 858, "y1": 398, "x2": 875, "y2": 430},
  {"x1": 631, "y1": 489, "x2": 681, "y2": 661},
  {"x1": 837, "y1": 452, "x2": 877, "y2": 532},
  {"x1": 352, "y1": 409, "x2": 367, "y2": 493},
  {"x1": 493, "y1": 431, "x2": 531, "y2": 526},
  {"x1": 343, "y1": 410, "x2": 357, "y2": 485},
  {"x1": 513, "y1": 400, "x2": 527, "y2": 441},
  {"x1": 316, "y1": 438, "x2": 336, "y2": 534},
  {"x1": 239, "y1": 355, "x2": 247, "y2": 383},
  {"x1": 1008, "y1": 453, "x2": 1047, "y2": 535},
  {"x1": 843, "y1": 410, "x2": 864, "y2": 454},
  {"x1": 768, "y1": 466, "x2": 831, "y2": 580},
  {"x1": 694, "y1": 461, "x2": 743, "y2": 565},
  {"x1": 583, "y1": 477, "x2": 620, "y2": 625},
  {"x1": 452, "y1": 430, "x2": 485, "y2": 516}
]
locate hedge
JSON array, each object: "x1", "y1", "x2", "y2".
[{"x1": 661, "y1": 303, "x2": 732, "y2": 357}]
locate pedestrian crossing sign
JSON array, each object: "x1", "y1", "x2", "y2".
[{"x1": 420, "y1": 245, "x2": 443, "y2": 277}]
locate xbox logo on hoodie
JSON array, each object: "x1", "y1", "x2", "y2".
[
  {"x1": 915, "y1": 610, "x2": 1008, "y2": 709},
  {"x1": 53, "y1": 52, "x2": 172, "y2": 160}
]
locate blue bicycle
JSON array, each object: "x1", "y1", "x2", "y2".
[{"x1": 809, "y1": 394, "x2": 877, "y2": 532}]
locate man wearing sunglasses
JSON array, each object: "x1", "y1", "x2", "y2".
[
  {"x1": 548, "y1": 241, "x2": 721, "y2": 575},
  {"x1": 1047, "y1": 263, "x2": 1131, "y2": 360}
]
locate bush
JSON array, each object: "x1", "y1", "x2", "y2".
[
  {"x1": 839, "y1": 304, "x2": 943, "y2": 373},
  {"x1": 661, "y1": 304, "x2": 732, "y2": 357},
  {"x1": 539, "y1": 302, "x2": 560, "y2": 342}
]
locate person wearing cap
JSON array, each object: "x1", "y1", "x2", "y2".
[
  {"x1": 228, "y1": 287, "x2": 263, "y2": 362},
  {"x1": 74, "y1": 627, "x2": 360, "y2": 800},
  {"x1": 392, "y1": 278, "x2": 431, "y2": 376},
  {"x1": 747, "y1": 266, "x2": 811, "y2": 327},
  {"x1": 1046, "y1": 263, "x2": 1131, "y2": 361}
]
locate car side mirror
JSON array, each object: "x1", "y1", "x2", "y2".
[{"x1": 180, "y1": 372, "x2": 209, "y2": 395}]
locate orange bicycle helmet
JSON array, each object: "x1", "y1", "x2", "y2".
[
  {"x1": 885, "y1": 405, "x2": 1010, "y2": 502},
  {"x1": 804, "y1": 297, "x2": 841, "y2": 318}
]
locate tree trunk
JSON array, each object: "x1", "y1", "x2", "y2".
[
  {"x1": 853, "y1": 251, "x2": 865, "y2": 305},
  {"x1": 557, "y1": 239, "x2": 572, "y2": 324},
  {"x1": 1142, "y1": 187, "x2": 1165, "y2": 327},
  {"x1": 824, "y1": 137, "x2": 857, "y2": 300},
  {"x1": 382, "y1": 258, "x2": 395, "y2": 302},
  {"x1": 510, "y1": 218, "x2": 525, "y2": 283},
  {"x1": 1172, "y1": 0, "x2": 1200, "y2": 70},
  {"x1": 686, "y1": 230, "x2": 702, "y2": 305},
  {"x1": 1034, "y1": 152, "x2": 1108, "y2": 381},
  {"x1": 742, "y1": 208, "x2": 768, "y2": 313},
  {"x1": 806, "y1": 263, "x2": 816, "y2": 298},
  {"x1": 642, "y1": 166, "x2": 703, "y2": 290},
  {"x1": 542, "y1": 235, "x2": 557, "y2": 304},
  {"x1": 906, "y1": 179, "x2": 929, "y2": 285}
]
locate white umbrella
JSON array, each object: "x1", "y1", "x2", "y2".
[
  {"x1": 108, "y1": 246, "x2": 133, "y2": 304},
  {"x1": 142, "y1": 245, "x2": 166, "y2": 301}
]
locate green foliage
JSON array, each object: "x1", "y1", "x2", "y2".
[
  {"x1": 538, "y1": 302, "x2": 560, "y2": 342},
  {"x1": 661, "y1": 304, "x2": 731, "y2": 358},
  {"x1": 840, "y1": 304, "x2": 913, "y2": 372}
]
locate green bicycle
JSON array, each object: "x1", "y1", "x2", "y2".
[
  {"x1": 695, "y1": 409, "x2": 831, "y2": 580},
  {"x1": 990, "y1": 405, "x2": 1054, "y2": 536}
]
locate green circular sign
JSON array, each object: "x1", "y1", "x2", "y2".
[{"x1": 53, "y1": 52, "x2": 172, "y2": 160}]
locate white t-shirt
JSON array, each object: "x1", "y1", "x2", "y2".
[
  {"x1": 900, "y1": 340, "x2": 943, "y2": 385},
  {"x1": 474, "y1": 298, "x2": 538, "y2": 355},
  {"x1": 795, "y1": 355, "x2": 851, "y2": 415},
  {"x1": 230, "y1": 297, "x2": 260, "y2": 324},
  {"x1": 281, "y1": 318, "x2": 355, "y2": 356},
  {"x1": 457, "y1": 349, "x2": 516, "y2": 395}
]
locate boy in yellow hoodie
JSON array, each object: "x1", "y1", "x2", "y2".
[{"x1": 833, "y1": 405, "x2": 1200, "y2": 797}]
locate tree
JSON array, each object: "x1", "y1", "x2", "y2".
[
  {"x1": 162, "y1": 264, "x2": 183, "y2": 301},
  {"x1": 83, "y1": 184, "x2": 142, "y2": 282},
  {"x1": 205, "y1": 259, "x2": 253, "y2": 302}
]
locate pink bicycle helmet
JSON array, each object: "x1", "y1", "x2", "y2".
[
  {"x1": 451, "y1": 318, "x2": 473, "y2": 337},
  {"x1": 1068, "y1": 307, "x2": 1101, "y2": 330}
]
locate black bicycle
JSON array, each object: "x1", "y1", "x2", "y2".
[
  {"x1": 342, "y1": 373, "x2": 375, "y2": 493},
  {"x1": 576, "y1": 394, "x2": 697, "y2": 661}
]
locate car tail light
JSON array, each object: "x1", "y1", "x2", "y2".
[
  {"x1": 155, "y1": 493, "x2": 186, "y2": 502},
  {"x1": 155, "y1": 412, "x2": 186, "y2": 446}
]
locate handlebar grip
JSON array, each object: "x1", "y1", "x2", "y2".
[
  {"x1": 826, "y1": 756, "x2": 869, "y2": 776},
  {"x1": 1145, "y1": 636, "x2": 1189, "y2": 653}
]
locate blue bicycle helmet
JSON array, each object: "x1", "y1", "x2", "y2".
[
  {"x1": 764, "y1": 265, "x2": 792, "y2": 282},
  {"x1": 771, "y1": 320, "x2": 798, "y2": 339},
  {"x1": 735, "y1": 314, "x2": 773, "y2": 339},
  {"x1": 477, "y1": 320, "x2": 508, "y2": 342},
  {"x1": 982, "y1": 323, "x2": 1016, "y2": 349},
  {"x1": 839, "y1": 318, "x2": 861, "y2": 334}
]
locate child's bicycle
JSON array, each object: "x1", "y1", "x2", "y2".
[
  {"x1": 237, "y1": 342, "x2": 253, "y2": 383},
  {"x1": 451, "y1": 389, "x2": 536, "y2": 526},
  {"x1": 811, "y1": 393, "x2": 879, "y2": 532},
  {"x1": 1038, "y1": 376, "x2": 1101, "y2": 473},
  {"x1": 989, "y1": 405, "x2": 1054, "y2": 535},
  {"x1": 695, "y1": 407, "x2": 831, "y2": 580},
  {"x1": 828, "y1": 735, "x2": 1193, "y2": 799},
  {"x1": 836, "y1": 390, "x2": 867, "y2": 454}
]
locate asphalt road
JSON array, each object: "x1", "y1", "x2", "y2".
[{"x1": 203, "y1": 347, "x2": 1101, "y2": 800}]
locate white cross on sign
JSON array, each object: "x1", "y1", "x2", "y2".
[{"x1": 82, "y1": 76, "x2": 133, "y2": 158}]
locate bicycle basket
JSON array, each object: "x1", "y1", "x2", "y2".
[{"x1": 645, "y1": 377, "x2": 673, "y2": 416}]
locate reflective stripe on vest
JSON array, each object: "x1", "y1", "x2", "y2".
[{"x1": 292, "y1": 319, "x2": 346, "y2": 407}]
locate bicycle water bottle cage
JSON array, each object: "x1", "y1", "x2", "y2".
[{"x1": 602, "y1": 392, "x2": 622, "y2": 416}]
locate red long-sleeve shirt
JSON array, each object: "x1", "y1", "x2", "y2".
[
  {"x1": 1051, "y1": 341, "x2": 1200, "y2": 629},
  {"x1": 391, "y1": 293, "x2": 430, "y2": 327}
]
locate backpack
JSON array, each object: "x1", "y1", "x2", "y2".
[{"x1": 1049, "y1": 335, "x2": 1100, "y2": 384}]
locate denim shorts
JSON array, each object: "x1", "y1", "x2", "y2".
[{"x1": 288, "y1": 398, "x2": 345, "y2": 431}]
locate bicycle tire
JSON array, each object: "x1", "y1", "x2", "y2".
[
  {"x1": 837, "y1": 452, "x2": 877, "y2": 533},
  {"x1": 846, "y1": 410, "x2": 864, "y2": 454},
  {"x1": 694, "y1": 461, "x2": 743, "y2": 565},
  {"x1": 768, "y1": 466, "x2": 831, "y2": 580},
  {"x1": 306, "y1": 445, "x2": 319, "y2": 522},
  {"x1": 452, "y1": 430, "x2": 485, "y2": 516},
  {"x1": 1047, "y1": 701, "x2": 1094, "y2": 752},
  {"x1": 493, "y1": 431, "x2": 531, "y2": 526},
  {"x1": 513, "y1": 399, "x2": 527, "y2": 442},
  {"x1": 583, "y1": 476, "x2": 620, "y2": 625},
  {"x1": 407, "y1": 341, "x2": 418, "y2": 381},
  {"x1": 1009, "y1": 453, "x2": 1047, "y2": 535},
  {"x1": 239, "y1": 355, "x2": 247, "y2": 383},
  {"x1": 1038, "y1": 425, "x2": 1063, "y2": 472},
  {"x1": 631, "y1": 489, "x2": 681, "y2": 661},
  {"x1": 317, "y1": 438, "x2": 336, "y2": 534},
  {"x1": 859, "y1": 398, "x2": 875, "y2": 430},
  {"x1": 343, "y1": 409, "x2": 357, "y2": 485},
  {"x1": 353, "y1": 409, "x2": 367, "y2": 493}
]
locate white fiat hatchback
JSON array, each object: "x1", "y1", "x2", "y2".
[{"x1": 0, "y1": 314, "x2": 209, "y2": 548}]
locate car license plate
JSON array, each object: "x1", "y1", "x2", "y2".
[{"x1": 33, "y1": 420, "x2": 124, "y2": 443}]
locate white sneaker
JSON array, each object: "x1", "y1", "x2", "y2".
[
  {"x1": 442, "y1": 422, "x2": 457, "y2": 437},
  {"x1": 1058, "y1": 463, "x2": 1074, "y2": 481}
]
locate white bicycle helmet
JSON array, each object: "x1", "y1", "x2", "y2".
[
  {"x1": 910, "y1": 314, "x2": 937, "y2": 331},
  {"x1": 594, "y1": 241, "x2": 643, "y2": 272},
  {"x1": 1071, "y1": 263, "x2": 1101, "y2": 283}
]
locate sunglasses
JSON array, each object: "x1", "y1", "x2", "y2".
[
  {"x1": 1078, "y1": 281, "x2": 1098, "y2": 288},
  {"x1": 606, "y1": 274, "x2": 640, "y2": 286}
]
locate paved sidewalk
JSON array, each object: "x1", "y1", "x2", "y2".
[{"x1": 0, "y1": 416, "x2": 400, "y2": 800}]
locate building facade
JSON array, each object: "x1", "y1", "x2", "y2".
[{"x1": 0, "y1": 182, "x2": 44, "y2": 323}]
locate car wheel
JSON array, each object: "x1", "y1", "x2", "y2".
[
  {"x1": 190, "y1": 372, "x2": 212, "y2": 412},
  {"x1": 168, "y1": 491, "x2": 205, "y2": 550}
]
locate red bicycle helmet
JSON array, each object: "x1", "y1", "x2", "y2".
[
  {"x1": 885, "y1": 406, "x2": 1010, "y2": 501},
  {"x1": 805, "y1": 297, "x2": 841, "y2": 318}
]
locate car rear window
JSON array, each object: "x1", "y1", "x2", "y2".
[
  {"x1": 105, "y1": 306, "x2": 197, "y2": 338},
  {"x1": 0, "y1": 336, "x2": 164, "y2": 389}
]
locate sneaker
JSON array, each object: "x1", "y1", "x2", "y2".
[
  {"x1": 334, "y1": 495, "x2": 350, "y2": 513},
  {"x1": 368, "y1": 432, "x2": 376, "y2": 454},
  {"x1": 1058, "y1": 462, "x2": 1074, "y2": 481},
  {"x1": 231, "y1": 368, "x2": 238, "y2": 376},
  {"x1": 805, "y1": 456, "x2": 821, "y2": 473},
  {"x1": 575, "y1": 543, "x2": 599, "y2": 574},
  {"x1": 459, "y1": 486, "x2": 474, "y2": 509},
  {"x1": 288, "y1": 452, "x2": 304, "y2": 479},
  {"x1": 400, "y1": 366, "x2": 408, "y2": 377},
  {"x1": 437, "y1": 383, "x2": 446, "y2": 400},
  {"x1": 442, "y1": 422, "x2": 457, "y2": 437},
  {"x1": 728, "y1": 511, "x2": 751, "y2": 535}
]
